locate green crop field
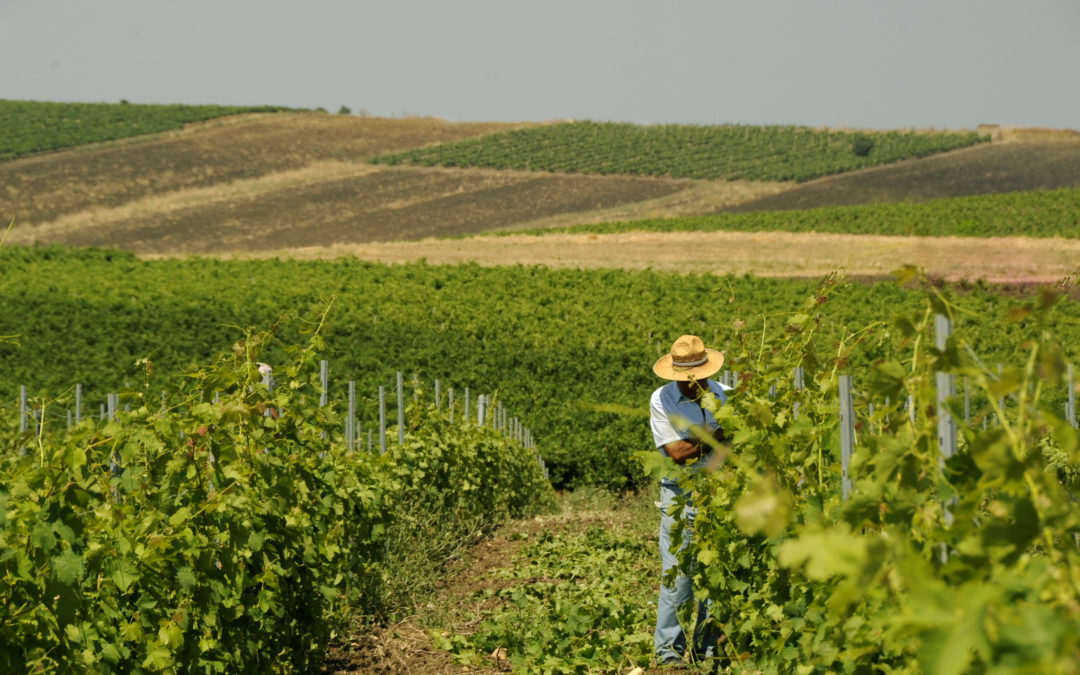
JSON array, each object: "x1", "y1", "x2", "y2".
[
  {"x1": 0, "y1": 100, "x2": 296, "y2": 161},
  {"x1": 510, "y1": 187, "x2": 1080, "y2": 239},
  {"x1": 372, "y1": 120, "x2": 987, "y2": 182},
  {"x1": 3, "y1": 248, "x2": 1079, "y2": 672},
  {"x1": 3, "y1": 247, "x2": 1077, "y2": 489}
]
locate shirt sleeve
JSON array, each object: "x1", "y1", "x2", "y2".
[{"x1": 650, "y1": 387, "x2": 684, "y2": 451}]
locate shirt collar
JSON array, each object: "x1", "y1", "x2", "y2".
[{"x1": 671, "y1": 380, "x2": 710, "y2": 404}]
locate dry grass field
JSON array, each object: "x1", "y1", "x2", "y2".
[
  {"x1": 231, "y1": 230, "x2": 1080, "y2": 285},
  {"x1": 4, "y1": 112, "x2": 1079, "y2": 283}
]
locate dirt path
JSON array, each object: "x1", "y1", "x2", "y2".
[
  {"x1": 323, "y1": 493, "x2": 664, "y2": 674},
  {"x1": 224, "y1": 230, "x2": 1080, "y2": 284}
]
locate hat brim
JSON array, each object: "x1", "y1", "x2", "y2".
[{"x1": 652, "y1": 349, "x2": 724, "y2": 381}]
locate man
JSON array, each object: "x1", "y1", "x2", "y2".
[{"x1": 650, "y1": 334, "x2": 729, "y2": 666}]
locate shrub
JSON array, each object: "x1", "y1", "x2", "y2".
[{"x1": 852, "y1": 133, "x2": 875, "y2": 157}]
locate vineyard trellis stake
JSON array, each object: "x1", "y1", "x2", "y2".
[
  {"x1": 935, "y1": 313, "x2": 957, "y2": 563},
  {"x1": 347, "y1": 381, "x2": 356, "y2": 451},
  {"x1": 8, "y1": 363, "x2": 547, "y2": 477},
  {"x1": 320, "y1": 360, "x2": 329, "y2": 407},
  {"x1": 379, "y1": 386, "x2": 387, "y2": 454},
  {"x1": 839, "y1": 374, "x2": 854, "y2": 501},
  {"x1": 19, "y1": 385, "x2": 28, "y2": 456},
  {"x1": 1068, "y1": 363, "x2": 1076, "y2": 429},
  {"x1": 397, "y1": 372, "x2": 404, "y2": 445},
  {"x1": 793, "y1": 366, "x2": 804, "y2": 420},
  {"x1": 935, "y1": 315, "x2": 957, "y2": 465},
  {"x1": 996, "y1": 363, "x2": 1004, "y2": 427}
]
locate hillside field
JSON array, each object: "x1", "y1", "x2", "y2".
[
  {"x1": 1, "y1": 106, "x2": 1077, "y2": 278},
  {"x1": 3, "y1": 102, "x2": 1080, "y2": 673}
]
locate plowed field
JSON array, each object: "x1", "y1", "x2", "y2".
[
  {"x1": 29, "y1": 166, "x2": 695, "y2": 254},
  {"x1": 4, "y1": 113, "x2": 779, "y2": 253},
  {"x1": 724, "y1": 139, "x2": 1080, "y2": 213},
  {"x1": 1, "y1": 113, "x2": 524, "y2": 226},
  {"x1": 4, "y1": 114, "x2": 1079, "y2": 284}
]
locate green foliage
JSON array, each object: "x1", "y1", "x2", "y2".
[
  {"x1": 0, "y1": 219, "x2": 16, "y2": 347},
  {"x1": 645, "y1": 272, "x2": 1080, "y2": 672},
  {"x1": 372, "y1": 121, "x2": 986, "y2": 182},
  {"x1": 0, "y1": 100, "x2": 298, "y2": 161},
  {"x1": 0, "y1": 310, "x2": 553, "y2": 672},
  {"x1": 2, "y1": 246, "x2": 1077, "y2": 491},
  {"x1": 434, "y1": 526, "x2": 656, "y2": 673},
  {"x1": 851, "y1": 134, "x2": 874, "y2": 157},
  {"x1": 514, "y1": 187, "x2": 1080, "y2": 239}
]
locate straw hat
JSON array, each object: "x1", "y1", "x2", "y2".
[{"x1": 653, "y1": 335, "x2": 724, "y2": 381}]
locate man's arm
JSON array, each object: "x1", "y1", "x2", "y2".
[
  {"x1": 662, "y1": 438, "x2": 703, "y2": 465},
  {"x1": 663, "y1": 425, "x2": 727, "y2": 465}
]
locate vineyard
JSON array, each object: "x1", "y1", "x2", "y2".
[
  {"x1": 4, "y1": 243, "x2": 1075, "y2": 490},
  {"x1": 432, "y1": 274, "x2": 1080, "y2": 672},
  {"x1": 4, "y1": 100, "x2": 1080, "y2": 671},
  {"x1": 372, "y1": 121, "x2": 987, "y2": 182},
  {"x1": 4, "y1": 263, "x2": 1079, "y2": 672},
  {"x1": 0, "y1": 311, "x2": 554, "y2": 672},
  {"x1": 513, "y1": 187, "x2": 1080, "y2": 239},
  {"x1": 0, "y1": 100, "x2": 296, "y2": 161},
  {"x1": 3, "y1": 246, "x2": 1079, "y2": 492},
  {"x1": 632, "y1": 275, "x2": 1080, "y2": 672}
]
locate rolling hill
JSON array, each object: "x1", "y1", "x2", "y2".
[{"x1": 2, "y1": 106, "x2": 1078, "y2": 283}]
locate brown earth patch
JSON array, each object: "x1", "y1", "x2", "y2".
[
  {"x1": 232, "y1": 231, "x2": 1080, "y2": 285},
  {"x1": 7, "y1": 115, "x2": 1079, "y2": 287},
  {"x1": 0, "y1": 113, "x2": 528, "y2": 227},
  {"x1": 723, "y1": 140, "x2": 1080, "y2": 214},
  {"x1": 499, "y1": 178, "x2": 785, "y2": 232},
  {"x1": 4, "y1": 112, "x2": 786, "y2": 253},
  {"x1": 14, "y1": 166, "x2": 696, "y2": 253}
]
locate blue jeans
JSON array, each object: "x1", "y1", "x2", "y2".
[{"x1": 654, "y1": 483, "x2": 719, "y2": 662}]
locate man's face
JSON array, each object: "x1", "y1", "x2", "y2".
[{"x1": 677, "y1": 377, "x2": 706, "y2": 400}]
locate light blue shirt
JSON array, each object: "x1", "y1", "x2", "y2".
[{"x1": 650, "y1": 380, "x2": 729, "y2": 484}]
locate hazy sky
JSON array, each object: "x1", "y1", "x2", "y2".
[{"x1": 2, "y1": 1, "x2": 1077, "y2": 130}]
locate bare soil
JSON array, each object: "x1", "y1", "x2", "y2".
[
  {"x1": 22, "y1": 166, "x2": 693, "y2": 254},
  {"x1": 3, "y1": 112, "x2": 779, "y2": 253},
  {"x1": 0, "y1": 113, "x2": 527, "y2": 227},
  {"x1": 723, "y1": 139, "x2": 1080, "y2": 214}
]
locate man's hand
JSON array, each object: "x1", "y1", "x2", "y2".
[
  {"x1": 663, "y1": 427, "x2": 727, "y2": 465},
  {"x1": 662, "y1": 439, "x2": 703, "y2": 465}
]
